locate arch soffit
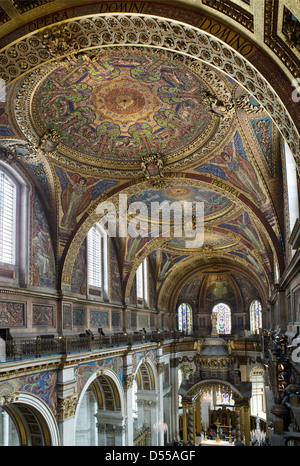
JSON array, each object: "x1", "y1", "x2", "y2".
[
  {"x1": 183, "y1": 378, "x2": 243, "y2": 400},
  {"x1": 59, "y1": 171, "x2": 283, "y2": 294},
  {"x1": 74, "y1": 368, "x2": 125, "y2": 422},
  {"x1": 1, "y1": 391, "x2": 60, "y2": 446},
  {"x1": 134, "y1": 357, "x2": 157, "y2": 392}
]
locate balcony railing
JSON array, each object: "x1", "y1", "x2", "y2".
[{"x1": 2, "y1": 330, "x2": 184, "y2": 362}]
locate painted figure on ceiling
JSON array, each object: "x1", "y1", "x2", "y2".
[
  {"x1": 61, "y1": 172, "x2": 99, "y2": 229},
  {"x1": 200, "y1": 131, "x2": 267, "y2": 207}
]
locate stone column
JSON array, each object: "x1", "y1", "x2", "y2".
[
  {"x1": 169, "y1": 357, "x2": 180, "y2": 443},
  {"x1": 123, "y1": 354, "x2": 134, "y2": 445},
  {"x1": 96, "y1": 423, "x2": 107, "y2": 446},
  {"x1": 241, "y1": 399, "x2": 251, "y2": 446},
  {"x1": 57, "y1": 366, "x2": 78, "y2": 446},
  {"x1": 196, "y1": 396, "x2": 201, "y2": 436},
  {"x1": 235, "y1": 405, "x2": 242, "y2": 442},
  {"x1": 115, "y1": 424, "x2": 126, "y2": 446},
  {"x1": 0, "y1": 337, "x2": 5, "y2": 363},
  {"x1": 1, "y1": 410, "x2": 9, "y2": 446},
  {"x1": 94, "y1": 410, "x2": 126, "y2": 446},
  {"x1": 182, "y1": 401, "x2": 187, "y2": 444},
  {"x1": 157, "y1": 354, "x2": 165, "y2": 446},
  {"x1": 148, "y1": 399, "x2": 159, "y2": 446},
  {"x1": 187, "y1": 402, "x2": 196, "y2": 445},
  {"x1": 58, "y1": 394, "x2": 78, "y2": 446},
  {"x1": 277, "y1": 290, "x2": 286, "y2": 331},
  {"x1": 163, "y1": 392, "x2": 171, "y2": 443},
  {"x1": 136, "y1": 399, "x2": 145, "y2": 428}
]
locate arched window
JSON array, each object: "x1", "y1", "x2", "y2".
[
  {"x1": 0, "y1": 163, "x2": 30, "y2": 285},
  {"x1": 136, "y1": 258, "x2": 148, "y2": 306},
  {"x1": 250, "y1": 300, "x2": 262, "y2": 334},
  {"x1": 0, "y1": 169, "x2": 16, "y2": 265},
  {"x1": 178, "y1": 303, "x2": 193, "y2": 335},
  {"x1": 212, "y1": 303, "x2": 231, "y2": 334},
  {"x1": 87, "y1": 224, "x2": 108, "y2": 299},
  {"x1": 284, "y1": 141, "x2": 299, "y2": 239}
]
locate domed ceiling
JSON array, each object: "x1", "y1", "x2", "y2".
[
  {"x1": 0, "y1": 3, "x2": 293, "y2": 311},
  {"x1": 32, "y1": 49, "x2": 223, "y2": 167}
]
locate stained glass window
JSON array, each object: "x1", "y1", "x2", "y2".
[
  {"x1": 212, "y1": 303, "x2": 231, "y2": 334},
  {"x1": 178, "y1": 303, "x2": 193, "y2": 335},
  {"x1": 250, "y1": 300, "x2": 262, "y2": 334}
]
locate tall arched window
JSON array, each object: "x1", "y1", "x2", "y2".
[
  {"x1": 250, "y1": 300, "x2": 262, "y2": 334},
  {"x1": 212, "y1": 303, "x2": 231, "y2": 334},
  {"x1": 87, "y1": 224, "x2": 108, "y2": 299},
  {"x1": 178, "y1": 303, "x2": 193, "y2": 335},
  {"x1": 0, "y1": 163, "x2": 30, "y2": 285},
  {"x1": 136, "y1": 258, "x2": 148, "y2": 306},
  {"x1": 0, "y1": 169, "x2": 16, "y2": 265}
]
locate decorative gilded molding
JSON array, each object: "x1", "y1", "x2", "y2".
[
  {"x1": 156, "y1": 362, "x2": 166, "y2": 374},
  {"x1": 0, "y1": 391, "x2": 20, "y2": 405},
  {"x1": 123, "y1": 373, "x2": 135, "y2": 389},
  {"x1": 282, "y1": 7, "x2": 300, "y2": 51},
  {"x1": 201, "y1": 0, "x2": 254, "y2": 33},
  {"x1": 38, "y1": 24, "x2": 80, "y2": 58},
  {"x1": 235, "y1": 94, "x2": 264, "y2": 114},
  {"x1": 264, "y1": 0, "x2": 300, "y2": 79},
  {"x1": 141, "y1": 153, "x2": 165, "y2": 188},
  {"x1": 58, "y1": 394, "x2": 78, "y2": 421}
]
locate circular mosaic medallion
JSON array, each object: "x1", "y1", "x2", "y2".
[
  {"x1": 31, "y1": 49, "x2": 227, "y2": 169},
  {"x1": 102, "y1": 87, "x2": 146, "y2": 115}
]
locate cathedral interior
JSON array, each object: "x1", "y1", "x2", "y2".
[{"x1": 0, "y1": 0, "x2": 299, "y2": 448}]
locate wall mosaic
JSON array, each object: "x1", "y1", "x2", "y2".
[
  {"x1": 75, "y1": 357, "x2": 123, "y2": 394},
  {"x1": 72, "y1": 308, "x2": 86, "y2": 328},
  {"x1": 90, "y1": 310, "x2": 109, "y2": 328},
  {"x1": 71, "y1": 239, "x2": 87, "y2": 295},
  {"x1": 32, "y1": 192, "x2": 56, "y2": 288},
  {"x1": 0, "y1": 301, "x2": 26, "y2": 326},
  {"x1": 32, "y1": 303, "x2": 55, "y2": 326},
  {"x1": 0, "y1": 371, "x2": 58, "y2": 418}
]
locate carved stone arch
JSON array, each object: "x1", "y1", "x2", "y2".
[
  {"x1": 0, "y1": 391, "x2": 59, "y2": 446},
  {"x1": 183, "y1": 378, "x2": 243, "y2": 401},
  {"x1": 135, "y1": 357, "x2": 157, "y2": 392},
  {"x1": 75, "y1": 368, "x2": 125, "y2": 421}
]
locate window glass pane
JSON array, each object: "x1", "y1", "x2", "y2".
[
  {"x1": 178, "y1": 303, "x2": 192, "y2": 334},
  {"x1": 212, "y1": 303, "x2": 231, "y2": 334},
  {"x1": 136, "y1": 262, "x2": 143, "y2": 299},
  {"x1": 88, "y1": 226, "x2": 102, "y2": 288},
  {"x1": 250, "y1": 300, "x2": 262, "y2": 334},
  {"x1": 0, "y1": 171, "x2": 16, "y2": 264}
]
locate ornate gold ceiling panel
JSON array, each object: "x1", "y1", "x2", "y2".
[{"x1": 0, "y1": 12, "x2": 298, "y2": 172}]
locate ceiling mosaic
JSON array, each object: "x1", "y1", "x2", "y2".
[
  {"x1": 0, "y1": 0, "x2": 298, "y2": 311},
  {"x1": 32, "y1": 51, "x2": 219, "y2": 165}
]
